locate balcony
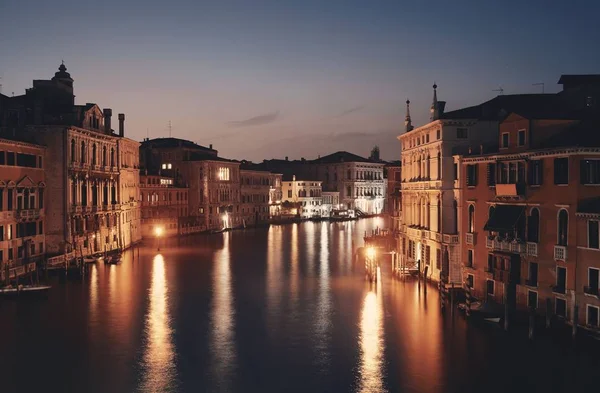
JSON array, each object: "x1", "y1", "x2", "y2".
[
  {"x1": 18, "y1": 209, "x2": 42, "y2": 219},
  {"x1": 584, "y1": 286, "x2": 599, "y2": 297},
  {"x1": 487, "y1": 237, "x2": 525, "y2": 254},
  {"x1": 554, "y1": 245, "x2": 567, "y2": 261},
  {"x1": 466, "y1": 232, "x2": 475, "y2": 245},
  {"x1": 552, "y1": 285, "x2": 566, "y2": 295},
  {"x1": 526, "y1": 242, "x2": 538, "y2": 257},
  {"x1": 71, "y1": 205, "x2": 83, "y2": 214},
  {"x1": 486, "y1": 237, "x2": 493, "y2": 249},
  {"x1": 443, "y1": 234, "x2": 459, "y2": 244},
  {"x1": 510, "y1": 242, "x2": 525, "y2": 253}
]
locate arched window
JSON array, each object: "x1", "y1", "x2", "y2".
[
  {"x1": 558, "y1": 209, "x2": 568, "y2": 245},
  {"x1": 528, "y1": 208, "x2": 540, "y2": 243},
  {"x1": 489, "y1": 205, "x2": 496, "y2": 218},
  {"x1": 71, "y1": 139, "x2": 76, "y2": 162},
  {"x1": 92, "y1": 144, "x2": 97, "y2": 165},
  {"x1": 426, "y1": 201, "x2": 431, "y2": 229},
  {"x1": 426, "y1": 154, "x2": 431, "y2": 179},
  {"x1": 110, "y1": 148, "x2": 115, "y2": 167},
  {"x1": 468, "y1": 204, "x2": 475, "y2": 233},
  {"x1": 102, "y1": 146, "x2": 107, "y2": 166},
  {"x1": 437, "y1": 196, "x2": 441, "y2": 233},
  {"x1": 417, "y1": 157, "x2": 421, "y2": 179},
  {"x1": 81, "y1": 141, "x2": 86, "y2": 163},
  {"x1": 437, "y1": 152, "x2": 442, "y2": 180}
]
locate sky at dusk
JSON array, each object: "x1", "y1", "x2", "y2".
[{"x1": 1, "y1": 0, "x2": 599, "y2": 161}]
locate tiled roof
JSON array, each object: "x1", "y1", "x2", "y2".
[{"x1": 313, "y1": 151, "x2": 374, "y2": 164}]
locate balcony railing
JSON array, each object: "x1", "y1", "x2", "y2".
[
  {"x1": 466, "y1": 232, "x2": 475, "y2": 245},
  {"x1": 552, "y1": 285, "x2": 566, "y2": 294},
  {"x1": 526, "y1": 242, "x2": 538, "y2": 257},
  {"x1": 554, "y1": 245, "x2": 567, "y2": 261},
  {"x1": 584, "y1": 286, "x2": 599, "y2": 297},
  {"x1": 443, "y1": 234, "x2": 459, "y2": 244},
  {"x1": 18, "y1": 209, "x2": 42, "y2": 219},
  {"x1": 510, "y1": 242, "x2": 525, "y2": 253},
  {"x1": 486, "y1": 237, "x2": 493, "y2": 249}
]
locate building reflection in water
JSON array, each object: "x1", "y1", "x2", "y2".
[
  {"x1": 313, "y1": 222, "x2": 332, "y2": 371},
  {"x1": 140, "y1": 254, "x2": 176, "y2": 393},
  {"x1": 210, "y1": 233, "x2": 236, "y2": 388},
  {"x1": 358, "y1": 267, "x2": 386, "y2": 393},
  {"x1": 290, "y1": 223, "x2": 299, "y2": 301},
  {"x1": 267, "y1": 226, "x2": 283, "y2": 334}
]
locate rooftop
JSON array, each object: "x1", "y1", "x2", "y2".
[{"x1": 141, "y1": 137, "x2": 216, "y2": 153}]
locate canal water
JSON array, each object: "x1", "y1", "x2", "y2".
[{"x1": 0, "y1": 218, "x2": 597, "y2": 393}]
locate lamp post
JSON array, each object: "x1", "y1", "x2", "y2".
[{"x1": 154, "y1": 226, "x2": 164, "y2": 251}]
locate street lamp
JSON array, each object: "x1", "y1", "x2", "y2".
[
  {"x1": 154, "y1": 226, "x2": 164, "y2": 251},
  {"x1": 366, "y1": 247, "x2": 376, "y2": 260}
]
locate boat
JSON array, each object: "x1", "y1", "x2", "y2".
[
  {"x1": 210, "y1": 228, "x2": 226, "y2": 234},
  {"x1": 467, "y1": 301, "x2": 504, "y2": 319},
  {"x1": 0, "y1": 285, "x2": 51, "y2": 296},
  {"x1": 483, "y1": 317, "x2": 501, "y2": 323},
  {"x1": 83, "y1": 256, "x2": 97, "y2": 264}
]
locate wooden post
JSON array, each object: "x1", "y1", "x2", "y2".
[
  {"x1": 451, "y1": 283, "x2": 455, "y2": 317},
  {"x1": 503, "y1": 282, "x2": 509, "y2": 331},
  {"x1": 528, "y1": 307, "x2": 535, "y2": 340},
  {"x1": 572, "y1": 304, "x2": 578, "y2": 339},
  {"x1": 465, "y1": 284, "x2": 471, "y2": 317}
]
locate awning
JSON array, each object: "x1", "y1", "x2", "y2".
[{"x1": 484, "y1": 205, "x2": 525, "y2": 232}]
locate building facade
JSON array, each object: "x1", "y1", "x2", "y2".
[
  {"x1": 240, "y1": 168, "x2": 271, "y2": 226},
  {"x1": 282, "y1": 176, "x2": 323, "y2": 218},
  {"x1": 140, "y1": 173, "x2": 189, "y2": 238},
  {"x1": 0, "y1": 64, "x2": 141, "y2": 256},
  {"x1": 118, "y1": 135, "x2": 142, "y2": 248},
  {"x1": 268, "y1": 172, "x2": 283, "y2": 218},
  {"x1": 398, "y1": 89, "x2": 499, "y2": 284},
  {"x1": 386, "y1": 162, "x2": 402, "y2": 232},
  {"x1": 460, "y1": 112, "x2": 600, "y2": 331},
  {"x1": 322, "y1": 191, "x2": 340, "y2": 217},
  {"x1": 0, "y1": 139, "x2": 46, "y2": 283}
]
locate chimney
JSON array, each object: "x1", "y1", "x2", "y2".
[
  {"x1": 480, "y1": 144, "x2": 484, "y2": 154},
  {"x1": 103, "y1": 108, "x2": 112, "y2": 133},
  {"x1": 118, "y1": 113, "x2": 125, "y2": 136},
  {"x1": 285, "y1": 156, "x2": 288, "y2": 161},
  {"x1": 209, "y1": 144, "x2": 213, "y2": 149}
]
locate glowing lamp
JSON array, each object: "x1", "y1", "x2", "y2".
[
  {"x1": 366, "y1": 247, "x2": 376, "y2": 260},
  {"x1": 154, "y1": 226, "x2": 164, "y2": 237}
]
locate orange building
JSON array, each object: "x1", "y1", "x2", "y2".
[
  {"x1": 140, "y1": 174, "x2": 189, "y2": 238},
  {"x1": 459, "y1": 111, "x2": 600, "y2": 330},
  {"x1": 0, "y1": 138, "x2": 46, "y2": 283}
]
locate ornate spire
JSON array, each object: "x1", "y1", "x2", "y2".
[
  {"x1": 430, "y1": 82, "x2": 439, "y2": 121},
  {"x1": 405, "y1": 99, "x2": 413, "y2": 132}
]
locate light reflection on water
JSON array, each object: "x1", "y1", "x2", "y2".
[
  {"x1": 139, "y1": 254, "x2": 176, "y2": 393},
  {"x1": 313, "y1": 222, "x2": 332, "y2": 371},
  {"x1": 358, "y1": 267, "x2": 386, "y2": 393},
  {"x1": 210, "y1": 233, "x2": 236, "y2": 389}
]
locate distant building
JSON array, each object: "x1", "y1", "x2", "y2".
[
  {"x1": 268, "y1": 172, "x2": 283, "y2": 218},
  {"x1": 0, "y1": 64, "x2": 141, "y2": 256},
  {"x1": 140, "y1": 173, "x2": 189, "y2": 238},
  {"x1": 0, "y1": 138, "x2": 46, "y2": 283},
  {"x1": 385, "y1": 161, "x2": 402, "y2": 232},
  {"x1": 140, "y1": 137, "x2": 241, "y2": 231},
  {"x1": 240, "y1": 166, "x2": 271, "y2": 226},
  {"x1": 282, "y1": 176, "x2": 323, "y2": 218},
  {"x1": 322, "y1": 191, "x2": 340, "y2": 217}
]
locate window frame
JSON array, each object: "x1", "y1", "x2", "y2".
[
  {"x1": 517, "y1": 129, "x2": 526, "y2": 146},
  {"x1": 486, "y1": 279, "x2": 495, "y2": 296},
  {"x1": 588, "y1": 220, "x2": 600, "y2": 249},
  {"x1": 586, "y1": 304, "x2": 599, "y2": 327},
  {"x1": 527, "y1": 290, "x2": 538, "y2": 309},
  {"x1": 501, "y1": 133, "x2": 509, "y2": 149},
  {"x1": 554, "y1": 157, "x2": 569, "y2": 185}
]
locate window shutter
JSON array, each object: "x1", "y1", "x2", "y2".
[
  {"x1": 580, "y1": 159, "x2": 588, "y2": 185},
  {"x1": 487, "y1": 163, "x2": 492, "y2": 186},
  {"x1": 538, "y1": 160, "x2": 543, "y2": 185},
  {"x1": 474, "y1": 165, "x2": 479, "y2": 186}
]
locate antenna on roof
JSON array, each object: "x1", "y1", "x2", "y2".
[
  {"x1": 532, "y1": 82, "x2": 545, "y2": 93},
  {"x1": 168, "y1": 120, "x2": 172, "y2": 137},
  {"x1": 492, "y1": 87, "x2": 504, "y2": 95}
]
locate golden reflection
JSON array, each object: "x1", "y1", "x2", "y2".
[
  {"x1": 267, "y1": 226, "x2": 283, "y2": 331},
  {"x1": 358, "y1": 267, "x2": 386, "y2": 393},
  {"x1": 314, "y1": 222, "x2": 331, "y2": 369},
  {"x1": 89, "y1": 264, "x2": 98, "y2": 320},
  {"x1": 140, "y1": 254, "x2": 176, "y2": 393},
  {"x1": 210, "y1": 233, "x2": 236, "y2": 387},
  {"x1": 290, "y1": 223, "x2": 299, "y2": 298}
]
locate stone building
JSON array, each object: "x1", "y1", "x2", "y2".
[
  {"x1": 282, "y1": 176, "x2": 323, "y2": 218},
  {"x1": 240, "y1": 166, "x2": 271, "y2": 226},
  {"x1": 458, "y1": 75, "x2": 600, "y2": 330},
  {"x1": 321, "y1": 191, "x2": 340, "y2": 217},
  {"x1": 268, "y1": 172, "x2": 283, "y2": 218},
  {"x1": 0, "y1": 64, "x2": 141, "y2": 256},
  {"x1": 140, "y1": 173, "x2": 189, "y2": 238},
  {"x1": 140, "y1": 137, "x2": 242, "y2": 231},
  {"x1": 385, "y1": 161, "x2": 402, "y2": 232},
  {"x1": 0, "y1": 138, "x2": 46, "y2": 283},
  {"x1": 309, "y1": 152, "x2": 386, "y2": 214}
]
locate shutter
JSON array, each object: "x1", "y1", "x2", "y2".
[
  {"x1": 528, "y1": 161, "x2": 533, "y2": 185},
  {"x1": 474, "y1": 165, "x2": 479, "y2": 186},
  {"x1": 580, "y1": 159, "x2": 588, "y2": 185},
  {"x1": 554, "y1": 159, "x2": 559, "y2": 184},
  {"x1": 487, "y1": 163, "x2": 492, "y2": 186},
  {"x1": 539, "y1": 160, "x2": 543, "y2": 185}
]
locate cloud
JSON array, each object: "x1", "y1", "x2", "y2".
[
  {"x1": 226, "y1": 111, "x2": 280, "y2": 128},
  {"x1": 335, "y1": 105, "x2": 365, "y2": 118}
]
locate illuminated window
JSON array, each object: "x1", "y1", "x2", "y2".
[
  {"x1": 218, "y1": 167, "x2": 230, "y2": 181},
  {"x1": 162, "y1": 164, "x2": 166, "y2": 169},
  {"x1": 168, "y1": 163, "x2": 172, "y2": 169}
]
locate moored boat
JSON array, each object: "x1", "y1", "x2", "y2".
[{"x1": 0, "y1": 285, "x2": 51, "y2": 297}]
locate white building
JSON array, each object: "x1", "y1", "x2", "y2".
[
  {"x1": 398, "y1": 85, "x2": 499, "y2": 284},
  {"x1": 321, "y1": 191, "x2": 340, "y2": 217},
  {"x1": 282, "y1": 176, "x2": 323, "y2": 218},
  {"x1": 309, "y1": 152, "x2": 386, "y2": 215}
]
